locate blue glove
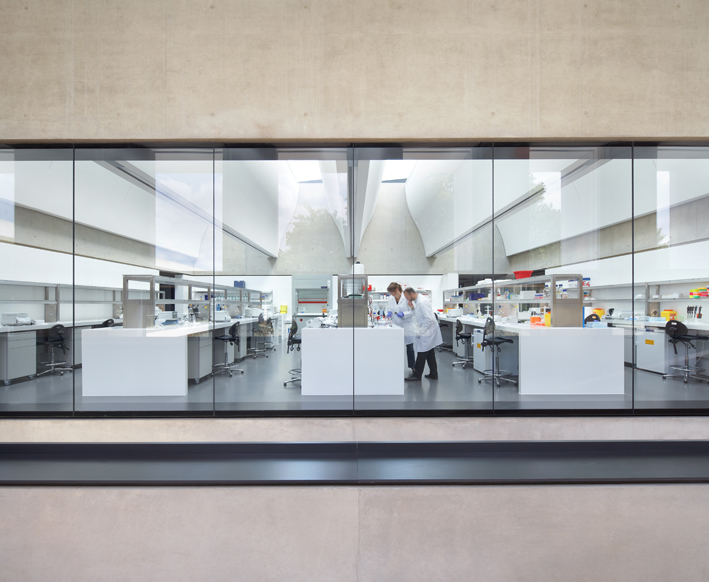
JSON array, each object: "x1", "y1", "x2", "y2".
[
  {"x1": 387, "y1": 311, "x2": 393, "y2": 318},
  {"x1": 396, "y1": 312, "x2": 404, "y2": 318}
]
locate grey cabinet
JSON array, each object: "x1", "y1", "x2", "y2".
[
  {"x1": 0, "y1": 331, "x2": 37, "y2": 384},
  {"x1": 188, "y1": 334, "x2": 213, "y2": 383}
]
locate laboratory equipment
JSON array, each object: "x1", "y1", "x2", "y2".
[
  {"x1": 337, "y1": 274, "x2": 368, "y2": 328},
  {"x1": 157, "y1": 311, "x2": 179, "y2": 324},
  {"x1": 1, "y1": 312, "x2": 31, "y2": 326}
]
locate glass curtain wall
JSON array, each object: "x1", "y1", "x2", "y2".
[
  {"x1": 213, "y1": 147, "x2": 354, "y2": 413},
  {"x1": 5, "y1": 143, "x2": 709, "y2": 416},
  {"x1": 0, "y1": 148, "x2": 74, "y2": 414},
  {"x1": 492, "y1": 146, "x2": 633, "y2": 411},
  {"x1": 352, "y1": 147, "x2": 494, "y2": 412},
  {"x1": 73, "y1": 147, "x2": 215, "y2": 414},
  {"x1": 633, "y1": 146, "x2": 709, "y2": 411}
]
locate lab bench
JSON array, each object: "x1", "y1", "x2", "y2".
[
  {"x1": 440, "y1": 315, "x2": 624, "y2": 395},
  {"x1": 81, "y1": 318, "x2": 258, "y2": 396},
  {"x1": 0, "y1": 319, "x2": 124, "y2": 385}
]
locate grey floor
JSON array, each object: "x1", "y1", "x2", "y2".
[{"x1": 2, "y1": 337, "x2": 709, "y2": 413}]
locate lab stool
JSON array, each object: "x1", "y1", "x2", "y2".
[
  {"x1": 452, "y1": 320, "x2": 475, "y2": 369},
  {"x1": 249, "y1": 317, "x2": 272, "y2": 359},
  {"x1": 37, "y1": 324, "x2": 73, "y2": 377},
  {"x1": 477, "y1": 317, "x2": 517, "y2": 387},
  {"x1": 284, "y1": 319, "x2": 302, "y2": 387},
  {"x1": 213, "y1": 323, "x2": 244, "y2": 378},
  {"x1": 662, "y1": 320, "x2": 709, "y2": 384}
]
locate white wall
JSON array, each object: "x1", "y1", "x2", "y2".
[
  {"x1": 215, "y1": 275, "x2": 293, "y2": 317},
  {"x1": 368, "y1": 275, "x2": 446, "y2": 311},
  {"x1": 0, "y1": 242, "x2": 159, "y2": 321},
  {"x1": 547, "y1": 240, "x2": 709, "y2": 286},
  {"x1": 495, "y1": 158, "x2": 633, "y2": 257},
  {"x1": 404, "y1": 160, "x2": 492, "y2": 256},
  {"x1": 222, "y1": 161, "x2": 283, "y2": 258}
]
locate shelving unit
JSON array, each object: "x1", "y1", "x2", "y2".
[
  {"x1": 370, "y1": 289, "x2": 432, "y2": 306},
  {"x1": 582, "y1": 279, "x2": 709, "y2": 319},
  {"x1": 0, "y1": 280, "x2": 128, "y2": 322},
  {"x1": 443, "y1": 275, "x2": 584, "y2": 327}
]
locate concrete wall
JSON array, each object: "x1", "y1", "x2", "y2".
[
  {"x1": 1, "y1": 485, "x2": 708, "y2": 582},
  {"x1": 5, "y1": 417, "x2": 709, "y2": 442},
  {"x1": 2, "y1": 0, "x2": 709, "y2": 142}
]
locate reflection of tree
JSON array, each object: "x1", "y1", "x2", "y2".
[
  {"x1": 526, "y1": 186, "x2": 562, "y2": 268},
  {"x1": 656, "y1": 227, "x2": 670, "y2": 248},
  {"x1": 422, "y1": 172, "x2": 454, "y2": 237},
  {"x1": 277, "y1": 204, "x2": 350, "y2": 273}
]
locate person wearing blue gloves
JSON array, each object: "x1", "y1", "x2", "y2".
[{"x1": 386, "y1": 282, "x2": 416, "y2": 374}]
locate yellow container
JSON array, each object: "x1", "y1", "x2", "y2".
[
  {"x1": 593, "y1": 308, "x2": 605, "y2": 319},
  {"x1": 661, "y1": 309, "x2": 677, "y2": 321},
  {"x1": 544, "y1": 312, "x2": 551, "y2": 327}
]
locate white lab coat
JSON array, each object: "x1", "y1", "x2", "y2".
[
  {"x1": 387, "y1": 295, "x2": 416, "y2": 345},
  {"x1": 411, "y1": 294, "x2": 443, "y2": 353}
]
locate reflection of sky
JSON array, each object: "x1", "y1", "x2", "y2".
[
  {"x1": 0, "y1": 172, "x2": 15, "y2": 240},
  {"x1": 156, "y1": 172, "x2": 213, "y2": 271}
]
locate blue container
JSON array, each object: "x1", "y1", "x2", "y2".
[{"x1": 234, "y1": 280, "x2": 245, "y2": 288}]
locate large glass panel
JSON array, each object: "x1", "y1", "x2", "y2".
[
  {"x1": 0, "y1": 147, "x2": 74, "y2": 414},
  {"x1": 214, "y1": 147, "x2": 354, "y2": 413},
  {"x1": 352, "y1": 147, "x2": 494, "y2": 412},
  {"x1": 634, "y1": 146, "x2": 709, "y2": 411},
  {"x1": 74, "y1": 147, "x2": 215, "y2": 414},
  {"x1": 492, "y1": 146, "x2": 633, "y2": 411}
]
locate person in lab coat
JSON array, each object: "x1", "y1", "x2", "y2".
[
  {"x1": 386, "y1": 282, "x2": 416, "y2": 374},
  {"x1": 403, "y1": 287, "x2": 442, "y2": 381}
]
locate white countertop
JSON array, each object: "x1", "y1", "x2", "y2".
[
  {"x1": 0, "y1": 318, "x2": 124, "y2": 334},
  {"x1": 81, "y1": 317, "x2": 259, "y2": 339},
  {"x1": 442, "y1": 315, "x2": 623, "y2": 334},
  {"x1": 607, "y1": 319, "x2": 709, "y2": 332}
]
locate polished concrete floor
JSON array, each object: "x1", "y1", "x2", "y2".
[{"x1": 2, "y1": 337, "x2": 709, "y2": 414}]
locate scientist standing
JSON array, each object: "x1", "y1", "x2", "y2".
[
  {"x1": 403, "y1": 287, "x2": 442, "y2": 381},
  {"x1": 386, "y1": 282, "x2": 416, "y2": 374}
]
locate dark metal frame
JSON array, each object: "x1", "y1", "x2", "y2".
[{"x1": 2, "y1": 141, "x2": 709, "y2": 418}]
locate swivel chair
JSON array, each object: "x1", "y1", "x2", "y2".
[
  {"x1": 249, "y1": 313, "x2": 270, "y2": 359},
  {"x1": 452, "y1": 319, "x2": 475, "y2": 368},
  {"x1": 478, "y1": 317, "x2": 517, "y2": 387},
  {"x1": 213, "y1": 322, "x2": 244, "y2": 378},
  {"x1": 662, "y1": 320, "x2": 709, "y2": 384},
  {"x1": 264, "y1": 317, "x2": 277, "y2": 352},
  {"x1": 37, "y1": 324, "x2": 72, "y2": 377},
  {"x1": 91, "y1": 318, "x2": 115, "y2": 329},
  {"x1": 284, "y1": 318, "x2": 302, "y2": 387}
]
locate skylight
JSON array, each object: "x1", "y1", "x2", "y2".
[
  {"x1": 287, "y1": 160, "x2": 322, "y2": 183},
  {"x1": 382, "y1": 160, "x2": 417, "y2": 182}
]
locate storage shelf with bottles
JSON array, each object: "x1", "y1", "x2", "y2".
[
  {"x1": 443, "y1": 274, "x2": 584, "y2": 327},
  {"x1": 582, "y1": 280, "x2": 709, "y2": 316}
]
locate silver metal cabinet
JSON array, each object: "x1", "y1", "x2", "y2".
[{"x1": 0, "y1": 331, "x2": 37, "y2": 385}]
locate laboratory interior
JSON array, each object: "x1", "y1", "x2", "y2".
[{"x1": 1, "y1": 145, "x2": 708, "y2": 415}]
